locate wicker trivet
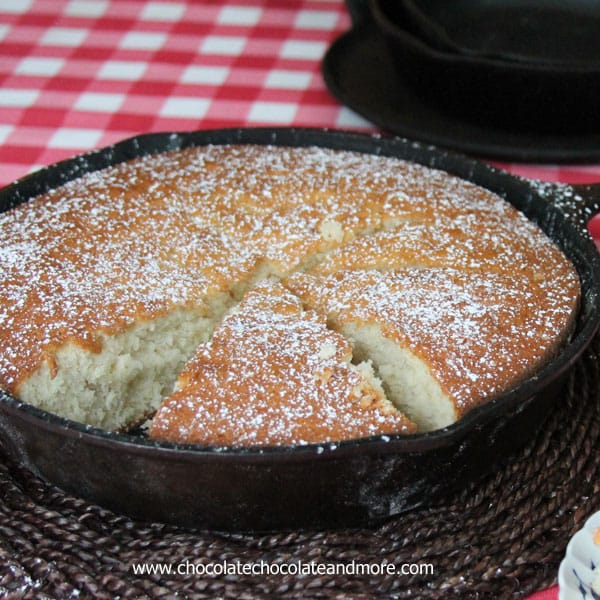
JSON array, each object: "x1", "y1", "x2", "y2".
[{"x1": 1, "y1": 337, "x2": 599, "y2": 600}]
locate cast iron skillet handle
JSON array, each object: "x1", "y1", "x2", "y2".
[
  {"x1": 537, "y1": 181, "x2": 600, "y2": 243},
  {"x1": 554, "y1": 183, "x2": 600, "y2": 243},
  {"x1": 344, "y1": 0, "x2": 372, "y2": 28}
]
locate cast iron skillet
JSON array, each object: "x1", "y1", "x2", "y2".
[
  {"x1": 0, "y1": 127, "x2": 599, "y2": 532},
  {"x1": 369, "y1": 0, "x2": 600, "y2": 134}
]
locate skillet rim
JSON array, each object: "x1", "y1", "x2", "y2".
[{"x1": 0, "y1": 126, "x2": 599, "y2": 460}]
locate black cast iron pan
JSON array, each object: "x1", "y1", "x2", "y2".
[
  {"x1": 368, "y1": 0, "x2": 600, "y2": 134},
  {"x1": 0, "y1": 127, "x2": 599, "y2": 532},
  {"x1": 322, "y1": 13, "x2": 600, "y2": 162},
  {"x1": 400, "y1": 0, "x2": 600, "y2": 66}
]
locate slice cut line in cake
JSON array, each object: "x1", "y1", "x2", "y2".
[{"x1": 149, "y1": 279, "x2": 417, "y2": 446}]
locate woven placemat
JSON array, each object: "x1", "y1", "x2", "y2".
[{"x1": 1, "y1": 337, "x2": 599, "y2": 600}]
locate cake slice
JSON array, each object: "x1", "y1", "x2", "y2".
[
  {"x1": 149, "y1": 279, "x2": 416, "y2": 446},
  {"x1": 284, "y1": 268, "x2": 579, "y2": 431},
  {"x1": 308, "y1": 210, "x2": 571, "y2": 282},
  {"x1": 0, "y1": 158, "x2": 265, "y2": 431}
]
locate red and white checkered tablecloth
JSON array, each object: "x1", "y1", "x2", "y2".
[
  {"x1": 1, "y1": 0, "x2": 361, "y2": 186},
  {"x1": 2, "y1": 0, "x2": 600, "y2": 189},
  {"x1": 1, "y1": 2, "x2": 598, "y2": 597}
]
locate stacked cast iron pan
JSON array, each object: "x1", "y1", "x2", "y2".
[{"x1": 323, "y1": 0, "x2": 600, "y2": 161}]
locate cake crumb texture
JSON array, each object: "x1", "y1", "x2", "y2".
[{"x1": 150, "y1": 279, "x2": 416, "y2": 446}]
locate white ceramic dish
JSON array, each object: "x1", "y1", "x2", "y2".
[{"x1": 559, "y1": 510, "x2": 600, "y2": 599}]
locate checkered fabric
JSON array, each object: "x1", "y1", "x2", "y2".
[
  {"x1": 0, "y1": 0, "x2": 366, "y2": 187},
  {"x1": 2, "y1": 0, "x2": 600, "y2": 190}
]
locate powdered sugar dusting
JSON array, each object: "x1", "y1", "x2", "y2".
[
  {"x1": 0, "y1": 143, "x2": 581, "y2": 441},
  {"x1": 529, "y1": 179, "x2": 600, "y2": 234},
  {"x1": 0, "y1": 144, "x2": 529, "y2": 389}
]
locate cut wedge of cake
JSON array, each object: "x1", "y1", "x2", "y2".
[{"x1": 150, "y1": 279, "x2": 416, "y2": 445}]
